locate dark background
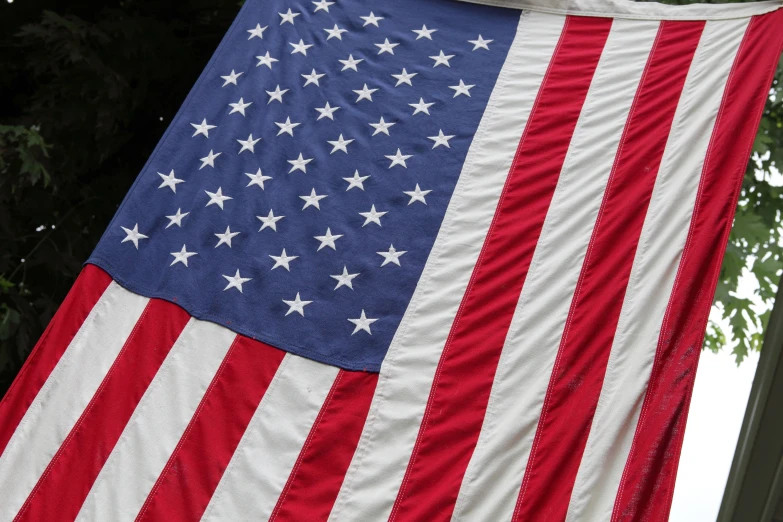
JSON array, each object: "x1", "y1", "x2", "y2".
[{"x1": 1, "y1": 0, "x2": 782, "y2": 399}]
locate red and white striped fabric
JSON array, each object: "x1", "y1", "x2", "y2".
[{"x1": 2, "y1": 2, "x2": 783, "y2": 521}]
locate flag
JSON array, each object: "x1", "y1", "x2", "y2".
[{"x1": 2, "y1": 0, "x2": 783, "y2": 520}]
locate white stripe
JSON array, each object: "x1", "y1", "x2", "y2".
[
  {"x1": 451, "y1": 19, "x2": 660, "y2": 522},
  {"x1": 0, "y1": 283, "x2": 147, "y2": 522},
  {"x1": 327, "y1": 11, "x2": 564, "y2": 521},
  {"x1": 564, "y1": 19, "x2": 749, "y2": 521},
  {"x1": 200, "y1": 354, "x2": 338, "y2": 522},
  {"x1": 75, "y1": 319, "x2": 237, "y2": 522}
]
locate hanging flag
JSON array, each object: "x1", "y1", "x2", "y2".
[{"x1": 1, "y1": 0, "x2": 782, "y2": 520}]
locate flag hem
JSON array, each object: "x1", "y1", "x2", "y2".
[{"x1": 455, "y1": 0, "x2": 782, "y2": 21}]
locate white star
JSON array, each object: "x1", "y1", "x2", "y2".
[
  {"x1": 199, "y1": 149, "x2": 222, "y2": 169},
  {"x1": 191, "y1": 118, "x2": 216, "y2": 137},
  {"x1": 290, "y1": 39, "x2": 314, "y2": 56},
  {"x1": 266, "y1": 85, "x2": 289, "y2": 104},
  {"x1": 279, "y1": 8, "x2": 300, "y2": 25},
  {"x1": 403, "y1": 184, "x2": 432, "y2": 205},
  {"x1": 283, "y1": 293, "x2": 312, "y2": 316},
  {"x1": 312, "y1": 0, "x2": 334, "y2": 12},
  {"x1": 315, "y1": 101, "x2": 340, "y2": 120},
  {"x1": 257, "y1": 209, "x2": 285, "y2": 231},
  {"x1": 205, "y1": 187, "x2": 232, "y2": 209},
  {"x1": 339, "y1": 54, "x2": 363, "y2": 72},
  {"x1": 229, "y1": 97, "x2": 252, "y2": 116},
  {"x1": 430, "y1": 50, "x2": 455, "y2": 67},
  {"x1": 412, "y1": 24, "x2": 437, "y2": 40},
  {"x1": 302, "y1": 69, "x2": 325, "y2": 87},
  {"x1": 270, "y1": 248, "x2": 299, "y2": 271},
  {"x1": 165, "y1": 208, "x2": 189, "y2": 229},
  {"x1": 237, "y1": 133, "x2": 261, "y2": 154},
  {"x1": 275, "y1": 117, "x2": 301, "y2": 137},
  {"x1": 377, "y1": 244, "x2": 407, "y2": 266},
  {"x1": 343, "y1": 170, "x2": 369, "y2": 191},
  {"x1": 300, "y1": 188, "x2": 327, "y2": 210},
  {"x1": 327, "y1": 134, "x2": 354, "y2": 154},
  {"x1": 449, "y1": 79, "x2": 475, "y2": 97},
  {"x1": 246, "y1": 168, "x2": 272, "y2": 190},
  {"x1": 324, "y1": 24, "x2": 348, "y2": 40},
  {"x1": 375, "y1": 38, "x2": 399, "y2": 55},
  {"x1": 120, "y1": 223, "x2": 148, "y2": 249},
  {"x1": 469, "y1": 34, "x2": 493, "y2": 51},
  {"x1": 369, "y1": 116, "x2": 395, "y2": 136},
  {"x1": 359, "y1": 204, "x2": 387, "y2": 227},
  {"x1": 409, "y1": 98, "x2": 434, "y2": 115},
  {"x1": 221, "y1": 69, "x2": 243, "y2": 87},
  {"x1": 256, "y1": 51, "x2": 279, "y2": 69},
  {"x1": 391, "y1": 68, "x2": 417, "y2": 87},
  {"x1": 170, "y1": 244, "x2": 197, "y2": 267},
  {"x1": 360, "y1": 12, "x2": 384, "y2": 27},
  {"x1": 214, "y1": 226, "x2": 240, "y2": 248},
  {"x1": 314, "y1": 227, "x2": 343, "y2": 251},
  {"x1": 353, "y1": 84, "x2": 378, "y2": 103},
  {"x1": 331, "y1": 266, "x2": 360, "y2": 290},
  {"x1": 428, "y1": 129, "x2": 455, "y2": 149},
  {"x1": 157, "y1": 169, "x2": 184, "y2": 193},
  {"x1": 223, "y1": 270, "x2": 251, "y2": 293},
  {"x1": 385, "y1": 148, "x2": 412, "y2": 168},
  {"x1": 348, "y1": 310, "x2": 378, "y2": 335},
  {"x1": 288, "y1": 153, "x2": 313, "y2": 173},
  {"x1": 247, "y1": 24, "x2": 268, "y2": 40}
]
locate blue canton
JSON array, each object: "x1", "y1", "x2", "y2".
[{"x1": 88, "y1": 0, "x2": 518, "y2": 371}]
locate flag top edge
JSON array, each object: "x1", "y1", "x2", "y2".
[{"x1": 455, "y1": 0, "x2": 782, "y2": 21}]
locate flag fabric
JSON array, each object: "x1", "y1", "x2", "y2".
[{"x1": 2, "y1": 0, "x2": 783, "y2": 520}]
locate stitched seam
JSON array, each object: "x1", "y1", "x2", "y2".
[
  {"x1": 12, "y1": 300, "x2": 151, "y2": 522},
  {"x1": 199, "y1": 354, "x2": 291, "y2": 521},
  {"x1": 329, "y1": 12, "x2": 522, "y2": 519},
  {"x1": 509, "y1": 17, "x2": 635, "y2": 521},
  {"x1": 610, "y1": 19, "x2": 746, "y2": 522},
  {"x1": 135, "y1": 335, "x2": 240, "y2": 522},
  {"x1": 86, "y1": 258, "x2": 378, "y2": 373},
  {"x1": 268, "y1": 370, "x2": 343, "y2": 522},
  {"x1": 390, "y1": 15, "x2": 570, "y2": 522},
  {"x1": 659, "y1": 15, "x2": 783, "y2": 518}
]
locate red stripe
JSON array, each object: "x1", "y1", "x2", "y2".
[
  {"x1": 511, "y1": 21, "x2": 704, "y2": 522},
  {"x1": 612, "y1": 10, "x2": 783, "y2": 522},
  {"x1": 269, "y1": 369, "x2": 378, "y2": 522},
  {"x1": 0, "y1": 264, "x2": 112, "y2": 457},
  {"x1": 12, "y1": 298, "x2": 190, "y2": 521},
  {"x1": 388, "y1": 16, "x2": 613, "y2": 522},
  {"x1": 135, "y1": 336, "x2": 285, "y2": 522}
]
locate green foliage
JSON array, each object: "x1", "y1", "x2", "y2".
[{"x1": 0, "y1": 1, "x2": 239, "y2": 397}]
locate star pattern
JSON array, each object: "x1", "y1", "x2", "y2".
[
  {"x1": 256, "y1": 51, "x2": 279, "y2": 69},
  {"x1": 266, "y1": 85, "x2": 289, "y2": 104},
  {"x1": 331, "y1": 266, "x2": 360, "y2": 290},
  {"x1": 158, "y1": 170, "x2": 184, "y2": 193},
  {"x1": 257, "y1": 209, "x2": 285, "y2": 231},
  {"x1": 121, "y1": 224, "x2": 148, "y2": 249},
  {"x1": 223, "y1": 269, "x2": 251, "y2": 292},
  {"x1": 113, "y1": 5, "x2": 499, "y2": 348},
  {"x1": 348, "y1": 310, "x2": 378, "y2": 335},
  {"x1": 283, "y1": 293, "x2": 312, "y2": 316},
  {"x1": 170, "y1": 245, "x2": 198, "y2": 267},
  {"x1": 315, "y1": 228, "x2": 343, "y2": 250},
  {"x1": 246, "y1": 168, "x2": 272, "y2": 190},
  {"x1": 377, "y1": 244, "x2": 407, "y2": 266},
  {"x1": 191, "y1": 118, "x2": 216, "y2": 137},
  {"x1": 221, "y1": 69, "x2": 243, "y2": 87}
]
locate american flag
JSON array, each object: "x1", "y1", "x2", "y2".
[{"x1": 1, "y1": 0, "x2": 782, "y2": 521}]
